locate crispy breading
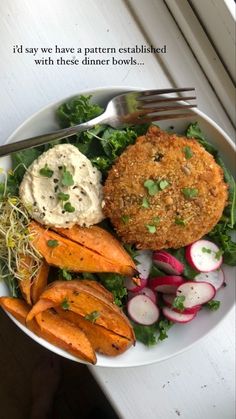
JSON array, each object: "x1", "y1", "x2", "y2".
[{"x1": 103, "y1": 126, "x2": 228, "y2": 249}]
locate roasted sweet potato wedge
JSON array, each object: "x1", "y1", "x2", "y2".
[
  {"x1": 54, "y1": 225, "x2": 135, "y2": 272},
  {"x1": 31, "y1": 260, "x2": 49, "y2": 304},
  {"x1": 4, "y1": 297, "x2": 96, "y2": 364},
  {"x1": 17, "y1": 256, "x2": 49, "y2": 305},
  {"x1": 39, "y1": 280, "x2": 135, "y2": 342},
  {"x1": 80, "y1": 280, "x2": 114, "y2": 303},
  {"x1": 56, "y1": 308, "x2": 133, "y2": 356},
  {"x1": 29, "y1": 222, "x2": 135, "y2": 276},
  {"x1": 18, "y1": 255, "x2": 34, "y2": 305},
  {"x1": 26, "y1": 298, "x2": 57, "y2": 324},
  {"x1": 0, "y1": 297, "x2": 30, "y2": 325},
  {"x1": 35, "y1": 310, "x2": 96, "y2": 364}
]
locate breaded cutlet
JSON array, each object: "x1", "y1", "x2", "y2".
[{"x1": 103, "y1": 126, "x2": 228, "y2": 249}]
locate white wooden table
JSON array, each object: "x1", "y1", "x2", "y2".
[{"x1": 0, "y1": 1, "x2": 235, "y2": 418}]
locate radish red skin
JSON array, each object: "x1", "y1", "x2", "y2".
[
  {"x1": 153, "y1": 251, "x2": 184, "y2": 275},
  {"x1": 128, "y1": 287, "x2": 157, "y2": 304},
  {"x1": 185, "y1": 240, "x2": 223, "y2": 272},
  {"x1": 149, "y1": 276, "x2": 186, "y2": 294},
  {"x1": 125, "y1": 276, "x2": 147, "y2": 292},
  {"x1": 162, "y1": 294, "x2": 201, "y2": 314},
  {"x1": 162, "y1": 306, "x2": 197, "y2": 323}
]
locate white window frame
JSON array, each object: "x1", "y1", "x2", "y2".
[{"x1": 164, "y1": 0, "x2": 235, "y2": 125}]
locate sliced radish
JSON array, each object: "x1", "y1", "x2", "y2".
[
  {"x1": 185, "y1": 240, "x2": 223, "y2": 272},
  {"x1": 176, "y1": 281, "x2": 216, "y2": 308},
  {"x1": 127, "y1": 295, "x2": 159, "y2": 325},
  {"x1": 194, "y1": 268, "x2": 224, "y2": 291},
  {"x1": 162, "y1": 306, "x2": 197, "y2": 323},
  {"x1": 125, "y1": 276, "x2": 147, "y2": 292},
  {"x1": 128, "y1": 287, "x2": 157, "y2": 304},
  {"x1": 153, "y1": 251, "x2": 184, "y2": 275},
  {"x1": 162, "y1": 294, "x2": 201, "y2": 314},
  {"x1": 135, "y1": 250, "x2": 153, "y2": 279},
  {"x1": 149, "y1": 276, "x2": 186, "y2": 294}
]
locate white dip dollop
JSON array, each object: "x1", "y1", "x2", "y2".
[{"x1": 20, "y1": 144, "x2": 104, "y2": 228}]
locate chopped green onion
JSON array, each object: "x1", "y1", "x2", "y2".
[
  {"x1": 182, "y1": 188, "x2": 198, "y2": 199},
  {"x1": 85, "y1": 311, "x2": 100, "y2": 323},
  {"x1": 64, "y1": 202, "x2": 75, "y2": 213},
  {"x1": 175, "y1": 218, "x2": 187, "y2": 226},
  {"x1": 146, "y1": 225, "x2": 156, "y2": 233},
  {"x1": 57, "y1": 192, "x2": 70, "y2": 201},
  {"x1": 39, "y1": 164, "x2": 54, "y2": 178},
  {"x1": 158, "y1": 179, "x2": 170, "y2": 190},
  {"x1": 61, "y1": 298, "x2": 70, "y2": 310},
  {"x1": 202, "y1": 247, "x2": 212, "y2": 254},
  {"x1": 183, "y1": 146, "x2": 193, "y2": 159},
  {"x1": 61, "y1": 166, "x2": 74, "y2": 187},
  {"x1": 144, "y1": 179, "x2": 159, "y2": 196},
  {"x1": 141, "y1": 197, "x2": 150, "y2": 208},
  {"x1": 47, "y1": 240, "x2": 59, "y2": 248}
]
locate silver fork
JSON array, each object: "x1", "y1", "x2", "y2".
[{"x1": 0, "y1": 88, "x2": 196, "y2": 157}]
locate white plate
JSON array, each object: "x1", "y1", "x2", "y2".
[{"x1": 0, "y1": 86, "x2": 235, "y2": 367}]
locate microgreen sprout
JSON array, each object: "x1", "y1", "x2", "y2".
[{"x1": 0, "y1": 169, "x2": 42, "y2": 283}]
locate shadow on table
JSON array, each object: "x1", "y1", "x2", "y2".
[{"x1": 0, "y1": 309, "x2": 119, "y2": 419}]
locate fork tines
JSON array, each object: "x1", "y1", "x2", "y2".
[
  {"x1": 138, "y1": 87, "x2": 196, "y2": 100},
  {"x1": 135, "y1": 88, "x2": 197, "y2": 123}
]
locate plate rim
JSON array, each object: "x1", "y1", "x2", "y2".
[{"x1": 1, "y1": 85, "x2": 235, "y2": 367}]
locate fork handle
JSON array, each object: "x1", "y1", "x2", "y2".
[{"x1": 0, "y1": 114, "x2": 106, "y2": 157}]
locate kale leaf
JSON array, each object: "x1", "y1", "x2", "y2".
[
  {"x1": 12, "y1": 148, "x2": 42, "y2": 183},
  {"x1": 98, "y1": 273, "x2": 127, "y2": 307},
  {"x1": 205, "y1": 300, "x2": 221, "y2": 311},
  {"x1": 56, "y1": 95, "x2": 103, "y2": 127},
  {"x1": 158, "y1": 319, "x2": 173, "y2": 341},
  {"x1": 208, "y1": 219, "x2": 236, "y2": 265},
  {"x1": 132, "y1": 322, "x2": 159, "y2": 346},
  {"x1": 56, "y1": 95, "x2": 145, "y2": 175},
  {"x1": 101, "y1": 127, "x2": 137, "y2": 159},
  {"x1": 186, "y1": 122, "x2": 218, "y2": 156},
  {"x1": 132, "y1": 319, "x2": 173, "y2": 346}
]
